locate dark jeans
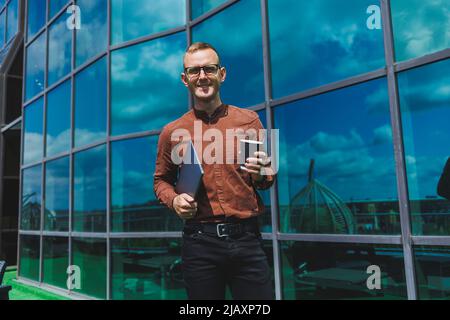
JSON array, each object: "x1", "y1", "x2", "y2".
[{"x1": 181, "y1": 228, "x2": 274, "y2": 300}]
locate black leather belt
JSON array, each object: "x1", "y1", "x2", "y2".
[{"x1": 184, "y1": 218, "x2": 259, "y2": 238}]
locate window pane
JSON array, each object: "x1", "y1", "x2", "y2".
[
  {"x1": 415, "y1": 246, "x2": 450, "y2": 300},
  {"x1": 21, "y1": 165, "x2": 42, "y2": 231},
  {"x1": 43, "y1": 237, "x2": 69, "y2": 289},
  {"x1": 269, "y1": 0, "x2": 385, "y2": 99},
  {"x1": 391, "y1": 0, "x2": 450, "y2": 62},
  {"x1": 76, "y1": 0, "x2": 107, "y2": 66},
  {"x1": 280, "y1": 241, "x2": 407, "y2": 299},
  {"x1": 0, "y1": 11, "x2": 5, "y2": 48},
  {"x1": 191, "y1": 0, "x2": 228, "y2": 19},
  {"x1": 111, "y1": 136, "x2": 179, "y2": 232},
  {"x1": 46, "y1": 80, "x2": 71, "y2": 157},
  {"x1": 398, "y1": 59, "x2": 450, "y2": 235},
  {"x1": 27, "y1": 0, "x2": 46, "y2": 39},
  {"x1": 111, "y1": 238, "x2": 186, "y2": 300},
  {"x1": 6, "y1": 0, "x2": 18, "y2": 43},
  {"x1": 72, "y1": 238, "x2": 106, "y2": 299},
  {"x1": 73, "y1": 145, "x2": 107, "y2": 232},
  {"x1": 25, "y1": 33, "x2": 46, "y2": 101},
  {"x1": 49, "y1": 0, "x2": 69, "y2": 20},
  {"x1": 23, "y1": 97, "x2": 44, "y2": 165},
  {"x1": 192, "y1": 0, "x2": 264, "y2": 107},
  {"x1": 274, "y1": 79, "x2": 400, "y2": 235},
  {"x1": 111, "y1": 32, "x2": 187, "y2": 135},
  {"x1": 44, "y1": 157, "x2": 70, "y2": 231},
  {"x1": 111, "y1": 0, "x2": 186, "y2": 45},
  {"x1": 48, "y1": 13, "x2": 72, "y2": 86},
  {"x1": 74, "y1": 57, "x2": 107, "y2": 148},
  {"x1": 19, "y1": 235, "x2": 40, "y2": 281}
]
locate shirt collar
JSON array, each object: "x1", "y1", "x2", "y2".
[{"x1": 193, "y1": 103, "x2": 228, "y2": 123}]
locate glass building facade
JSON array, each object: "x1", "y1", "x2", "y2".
[{"x1": 3, "y1": 0, "x2": 449, "y2": 299}]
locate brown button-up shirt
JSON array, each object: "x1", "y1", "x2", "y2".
[{"x1": 153, "y1": 104, "x2": 275, "y2": 221}]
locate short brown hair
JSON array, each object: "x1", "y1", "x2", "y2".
[{"x1": 183, "y1": 42, "x2": 221, "y2": 67}]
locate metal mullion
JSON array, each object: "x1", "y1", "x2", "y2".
[
  {"x1": 16, "y1": 0, "x2": 28, "y2": 273},
  {"x1": 106, "y1": 0, "x2": 111, "y2": 301},
  {"x1": 395, "y1": 48, "x2": 450, "y2": 72},
  {"x1": 67, "y1": 0, "x2": 76, "y2": 296},
  {"x1": 186, "y1": 0, "x2": 193, "y2": 110},
  {"x1": 189, "y1": 0, "x2": 239, "y2": 27},
  {"x1": 381, "y1": 0, "x2": 417, "y2": 300},
  {"x1": 278, "y1": 233, "x2": 402, "y2": 245},
  {"x1": 109, "y1": 130, "x2": 162, "y2": 143},
  {"x1": 412, "y1": 236, "x2": 450, "y2": 247},
  {"x1": 260, "y1": 0, "x2": 282, "y2": 301},
  {"x1": 70, "y1": 232, "x2": 107, "y2": 238},
  {"x1": 42, "y1": 231, "x2": 69, "y2": 237},
  {"x1": 73, "y1": 51, "x2": 107, "y2": 76},
  {"x1": 19, "y1": 230, "x2": 41, "y2": 236},
  {"x1": 271, "y1": 68, "x2": 386, "y2": 108},
  {"x1": 108, "y1": 232, "x2": 183, "y2": 239},
  {"x1": 109, "y1": 26, "x2": 186, "y2": 52},
  {"x1": 0, "y1": 116, "x2": 21, "y2": 133}
]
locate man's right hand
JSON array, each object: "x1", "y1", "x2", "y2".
[{"x1": 173, "y1": 193, "x2": 198, "y2": 219}]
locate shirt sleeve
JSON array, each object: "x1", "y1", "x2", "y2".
[
  {"x1": 248, "y1": 115, "x2": 276, "y2": 190},
  {"x1": 153, "y1": 126, "x2": 179, "y2": 210}
]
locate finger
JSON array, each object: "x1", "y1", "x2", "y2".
[
  {"x1": 181, "y1": 193, "x2": 195, "y2": 203},
  {"x1": 254, "y1": 151, "x2": 267, "y2": 158},
  {"x1": 240, "y1": 166, "x2": 260, "y2": 175},
  {"x1": 245, "y1": 163, "x2": 261, "y2": 171}
]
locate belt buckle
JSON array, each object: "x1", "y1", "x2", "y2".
[{"x1": 216, "y1": 223, "x2": 230, "y2": 238}]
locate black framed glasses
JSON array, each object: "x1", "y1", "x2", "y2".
[{"x1": 184, "y1": 64, "x2": 221, "y2": 78}]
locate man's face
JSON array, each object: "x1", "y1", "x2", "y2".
[{"x1": 181, "y1": 49, "x2": 226, "y2": 102}]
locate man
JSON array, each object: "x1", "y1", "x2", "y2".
[
  {"x1": 438, "y1": 158, "x2": 450, "y2": 200},
  {"x1": 153, "y1": 42, "x2": 275, "y2": 300}
]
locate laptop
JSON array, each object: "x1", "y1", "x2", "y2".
[{"x1": 175, "y1": 140, "x2": 204, "y2": 198}]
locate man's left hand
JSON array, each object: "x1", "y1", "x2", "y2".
[{"x1": 242, "y1": 151, "x2": 272, "y2": 182}]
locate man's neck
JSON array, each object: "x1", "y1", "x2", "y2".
[{"x1": 193, "y1": 96, "x2": 223, "y2": 116}]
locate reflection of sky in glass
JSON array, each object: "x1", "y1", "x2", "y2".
[
  {"x1": 192, "y1": 0, "x2": 264, "y2": 107},
  {"x1": 398, "y1": 59, "x2": 450, "y2": 200},
  {"x1": 49, "y1": 0, "x2": 69, "y2": 20},
  {"x1": 76, "y1": 0, "x2": 107, "y2": 66},
  {"x1": 268, "y1": 0, "x2": 385, "y2": 99},
  {"x1": 24, "y1": 98, "x2": 44, "y2": 165},
  {"x1": 274, "y1": 78, "x2": 398, "y2": 206},
  {"x1": 6, "y1": 0, "x2": 18, "y2": 42},
  {"x1": 0, "y1": 11, "x2": 5, "y2": 49},
  {"x1": 191, "y1": 0, "x2": 228, "y2": 19},
  {"x1": 111, "y1": 0, "x2": 186, "y2": 45},
  {"x1": 27, "y1": 0, "x2": 46, "y2": 39},
  {"x1": 391, "y1": 0, "x2": 450, "y2": 62},
  {"x1": 44, "y1": 157, "x2": 70, "y2": 231},
  {"x1": 21, "y1": 165, "x2": 42, "y2": 231},
  {"x1": 75, "y1": 57, "x2": 107, "y2": 148},
  {"x1": 74, "y1": 145, "x2": 107, "y2": 232},
  {"x1": 46, "y1": 80, "x2": 71, "y2": 157},
  {"x1": 48, "y1": 13, "x2": 72, "y2": 86},
  {"x1": 25, "y1": 33, "x2": 46, "y2": 101},
  {"x1": 111, "y1": 136, "x2": 173, "y2": 232},
  {"x1": 111, "y1": 32, "x2": 187, "y2": 135}
]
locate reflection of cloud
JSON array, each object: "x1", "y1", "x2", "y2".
[
  {"x1": 111, "y1": 0, "x2": 185, "y2": 44},
  {"x1": 111, "y1": 32, "x2": 187, "y2": 131},
  {"x1": 373, "y1": 124, "x2": 392, "y2": 145},
  {"x1": 406, "y1": 155, "x2": 448, "y2": 199},
  {"x1": 278, "y1": 129, "x2": 397, "y2": 204},
  {"x1": 269, "y1": 0, "x2": 385, "y2": 97},
  {"x1": 26, "y1": 34, "x2": 46, "y2": 96},
  {"x1": 392, "y1": 0, "x2": 450, "y2": 60},
  {"x1": 76, "y1": 0, "x2": 107, "y2": 64},
  {"x1": 48, "y1": 15, "x2": 71, "y2": 83},
  {"x1": 75, "y1": 129, "x2": 106, "y2": 148},
  {"x1": 24, "y1": 132, "x2": 43, "y2": 164},
  {"x1": 47, "y1": 129, "x2": 71, "y2": 156}
]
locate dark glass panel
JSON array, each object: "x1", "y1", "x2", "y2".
[
  {"x1": 43, "y1": 237, "x2": 69, "y2": 289},
  {"x1": 19, "y1": 235, "x2": 40, "y2": 281}
]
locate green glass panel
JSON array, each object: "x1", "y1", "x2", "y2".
[
  {"x1": 19, "y1": 235, "x2": 40, "y2": 281},
  {"x1": 43, "y1": 237, "x2": 69, "y2": 289},
  {"x1": 280, "y1": 241, "x2": 407, "y2": 299}
]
